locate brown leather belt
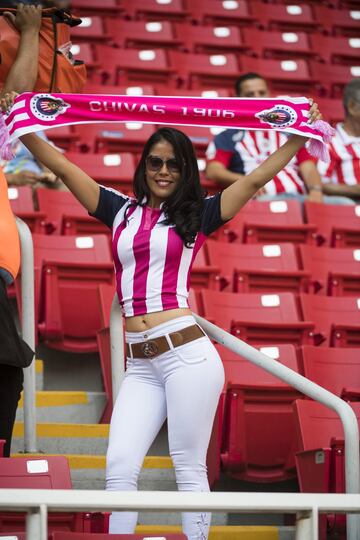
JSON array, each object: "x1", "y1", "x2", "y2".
[{"x1": 126, "y1": 324, "x2": 206, "y2": 359}]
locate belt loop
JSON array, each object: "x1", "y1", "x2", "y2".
[
  {"x1": 164, "y1": 332, "x2": 174, "y2": 350},
  {"x1": 128, "y1": 342, "x2": 133, "y2": 359},
  {"x1": 196, "y1": 324, "x2": 206, "y2": 337}
]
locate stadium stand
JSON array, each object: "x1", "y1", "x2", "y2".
[
  {"x1": 73, "y1": 123, "x2": 156, "y2": 155},
  {"x1": 8, "y1": 186, "x2": 46, "y2": 234},
  {"x1": 304, "y1": 202, "x2": 360, "y2": 247}
]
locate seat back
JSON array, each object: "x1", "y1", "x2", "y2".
[{"x1": 305, "y1": 202, "x2": 360, "y2": 247}]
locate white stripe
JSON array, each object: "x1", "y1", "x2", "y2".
[
  {"x1": 332, "y1": 135, "x2": 356, "y2": 185},
  {"x1": 277, "y1": 169, "x2": 300, "y2": 194},
  {"x1": 7, "y1": 112, "x2": 30, "y2": 132},
  {"x1": 176, "y1": 243, "x2": 194, "y2": 308},
  {"x1": 9, "y1": 99, "x2": 26, "y2": 112},
  {"x1": 145, "y1": 220, "x2": 169, "y2": 313}
]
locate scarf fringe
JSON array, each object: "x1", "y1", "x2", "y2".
[
  {"x1": 0, "y1": 114, "x2": 15, "y2": 160},
  {"x1": 307, "y1": 120, "x2": 335, "y2": 163}
]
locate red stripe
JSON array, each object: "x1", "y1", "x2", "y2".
[
  {"x1": 346, "y1": 144, "x2": 360, "y2": 184},
  {"x1": 285, "y1": 168, "x2": 304, "y2": 194}
]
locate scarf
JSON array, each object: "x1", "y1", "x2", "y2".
[{"x1": 0, "y1": 92, "x2": 334, "y2": 161}]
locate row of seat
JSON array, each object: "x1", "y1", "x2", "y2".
[
  {"x1": 70, "y1": 0, "x2": 360, "y2": 37},
  {"x1": 10, "y1": 189, "x2": 360, "y2": 248}
]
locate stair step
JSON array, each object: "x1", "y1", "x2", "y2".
[
  {"x1": 16, "y1": 392, "x2": 106, "y2": 423},
  {"x1": 35, "y1": 359, "x2": 43, "y2": 391},
  {"x1": 137, "y1": 525, "x2": 279, "y2": 539},
  {"x1": 11, "y1": 453, "x2": 172, "y2": 469}
]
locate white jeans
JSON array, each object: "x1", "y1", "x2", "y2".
[{"x1": 106, "y1": 315, "x2": 224, "y2": 540}]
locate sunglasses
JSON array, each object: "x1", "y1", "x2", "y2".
[{"x1": 146, "y1": 155, "x2": 181, "y2": 174}]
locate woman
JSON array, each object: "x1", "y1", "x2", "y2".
[{"x1": 1, "y1": 92, "x2": 321, "y2": 539}]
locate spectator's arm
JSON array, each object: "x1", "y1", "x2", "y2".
[
  {"x1": 1, "y1": 4, "x2": 42, "y2": 96},
  {"x1": 206, "y1": 160, "x2": 244, "y2": 187},
  {"x1": 299, "y1": 159, "x2": 324, "y2": 203},
  {"x1": 322, "y1": 182, "x2": 360, "y2": 199}
]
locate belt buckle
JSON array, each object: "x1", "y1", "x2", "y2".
[{"x1": 141, "y1": 340, "x2": 159, "y2": 358}]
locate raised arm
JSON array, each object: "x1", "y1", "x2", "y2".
[{"x1": 220, "y1": 102, "x2": 322, "y2": 220}]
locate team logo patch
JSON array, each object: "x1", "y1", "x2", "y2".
[
  {"x1": 30, "y1": 94, "x2": 70, "y2": 122},
  {"x1": 255, "y1": 105, "x2": 297, "y2": 128}
]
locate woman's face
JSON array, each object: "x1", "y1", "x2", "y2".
[{"x1": 145, "y1": 139, "x2": 182, "y2": 208}]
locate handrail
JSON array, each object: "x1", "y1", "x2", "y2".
[
  {"x1": 16, "y1": 218, "x2": 36, "y2": 452},
  {"x1": 1, "y1": 489, "x2": 359, "y2": 540},
  {"x1": 109, "y1": 299, "x2": 360, "y2": 539}
]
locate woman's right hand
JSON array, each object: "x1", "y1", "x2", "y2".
[
  {"x1": 0, "y1": 91, "x2": 18, "y2": 114},
  {"x1": 3, "y1": 3, "x2": 42, "y2": 34}
]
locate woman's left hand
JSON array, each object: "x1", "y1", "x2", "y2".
[
  {"x1": 0, "y1": 91, "x2": 18, "y2": 114},
  {"x1": 308, "y1": 98, "x2": 322, "y2": 124}
]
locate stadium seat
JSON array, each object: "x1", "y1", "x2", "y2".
[
  {"x1": 168, "y1": 50, "x2": 239, "y2": 91},
  {"x1": 313, "y1": 5, "x2": 360, "y2": 35},
  {"x1": 304, "y1": 202, "x2": 360, "y2": 248},
  {"x1": 62, "y1": 152, "x2": 135, "y2": 193},
  {"x1": 156, "y1": 88, "x2": 232, "y2": 98},
  {"x1": 83, "y1": 83, "x2": 155, "y2": 96},
  {"x1": 190, "y1": 246, "x2": 220, "y2": 291},
  {"x1": 310, "y1": 34, "x2": 360, "y2": 65},
  {"x1": 94, "y1": 45, "x2": 175, "y2": 87},
  {"x1": 8, "y1": 186, "x2": 46, "y2": 233},
  {"x1": 107, "y1": 19, "x2": 178, "y2": 50},
  {"x1": 71, "y1": 16, "x2": 108, "y2": 43},
  {"x1": 299, "y1": 245, "x2": 360, "y2": 296},
  {"x1": 51, "y1": 533, "x2": 187, "y2": 539},
  {"x1": 309, "y1": 61, "x2": 360, "y2": 98},
  {"x1": 316, "y1": 98, "x2": 344, "y2": 126},
  {"x1": 176, "y1": 125, "x2": 217, "y2": 157},
  {"x1": 242, "y1": 28, "x2": 313, "y2": 60},
  {"x1": 0, "y1": 441, "x2": 4, "y2": 457},
  {"x1": 122, "y1": 0, "x2": 188, "y2": 22},
  {"x1": 300, "y1": 346, "x2": 360, "y2": 400},
  {"x1": 32, "y1": 234, "x2": 114, "y2": 352},
  {"x1": 299, "y1": 293, "x2": 360, "y2": 347},
  {"x1": 46, "y1": 126, "x2": 78, "y2": 152},
  {"x1": 0, "y1": 456, "x2": 87, "y2": 534},
  {"x1": 219, "y1": 199, "x2": 317, "y2": 245},
  {"x1": 187, "y1": 0, "x2": 254, "y2": 26},
  {"x1": 200, "y1": 290, "x2": 316, "y2": 345},
  {"x1": 251, "y1": 2, "x2": 317, "y2": 32},
  {"x1": 70, "y1": 0, "x2": 122, "y2": 15},
  {"x1": 219, "y1": 343, "x2": 302, "y2": 482},
  {"x1": 74, "y1": 123, "x2": 155, "y2": 155},
  {"x1": 175, "y1": 23, "x2": 246, "y2": 54},
  {"x1": 70, "y1": 43, "x2": 98, "y2": 70},
  {"x1": 239, "y1": 56, "x2": 312, "y2": 95},
  {"x1": 206, "y1": 240, "x2": 309, "y2": 293}
]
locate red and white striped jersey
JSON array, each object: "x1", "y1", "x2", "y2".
[
  {"x1": 206, "y1": 129, "x2": 315, "y2": 195},
  {"x1": 91, "y1": 186, "x2": 226, "y2": 317},
  {"x1": 317, "y1": 123, "x2": 360, "y2": 186}
]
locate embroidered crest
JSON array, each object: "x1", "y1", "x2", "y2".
[
  {"x1": 30, "y1": 94, "x2": 70, "y2": 122},
  {"x1": 255, "y1": 105, "x2": 297, "y2": 128}
]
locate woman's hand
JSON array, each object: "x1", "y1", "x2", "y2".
[
  {"x1": 308, "y1": 99, "x2": 322, "y2": 124},
  {"x1": 0, "y1": 91, "x2": 18, "y2": 113},
  {"x1": 3, "y1": 3, "x2": 42, "y2": 34}
]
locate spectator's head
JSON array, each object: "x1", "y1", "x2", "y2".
[
  {"x1": 234, "y1": 73, "x2": 269, "y2": 98},
  {"x1": 343, "y1": 78, "x2": 360, "y2": 120}
]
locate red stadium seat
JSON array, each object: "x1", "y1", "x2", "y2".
[
  {"x1": 309, "y1": 61, "x2": 360, "y2": 98},
  {"x1": 251, "y1": 2, "x2": 317, "y2": 32},
  {"x1": 187, "y1": 0, "x2": 254, "y2": 26},
  {"x1": 52, "y1": 533, "x2": 187, "y2": 539},
  {"x1": 71, "y1": 16, "x2": 108, "y2": 43},
  {"x1": 8, "y1": 186, "x2": 46, "y2": 233},
  {"x1": 239, "y1": 56, "x2": 312, "y2": 95},
  {"x1": 305, "y1": 201, "x2": 360, "y2": 248},
  {"x1": 190, "y1": 246, "x2": 220, "y2": 291},
  {"x1": 70, "y1": 43, "x2": 98, "y2": 70},
  {"x1": 316, "y1": 98, "x2": 344, "y2": 126},
  {"x1": 219, "y1": 343, "x2": 302, "y2": 482},
  {"x1": 94, "y1": 45, "x2": 174, "y2": 87},
  {"x1": 242, "y1": 28, "x2": 313, "y2": 60},
  {"x1": 313, "y1": 5, "x2": 360, "y2": 36},
  {"x1": 83, "y1": 83, "x2": 155, "y2": 96},
  {"x1": 299, "y1": 293, "x2": 360, "y2": 347},
  {"x1": 219, "y1": 199, "x2": 317, "y2": 245},
  {"x1": 74, "y1": 123, "x2": 155, "y2": 155},
  {"x1": 200, "y1": 290, "x2": 315, "y2": 345},
  {"x1": 156, "y1": 88, "x2": 232, "y2": 98},
  {"x1": 206, "y1": 240, "x2": 309, "y2": 293},
  {"x1": 310, "y1": 34, "x2": 360, "y2": 65},
  {"x1": 0, "y1": 456, "x2": 87, "y2": 534},
  {"x1": 299, "y1": 245, "x2": 360, "y2": 296},
  {"x1": 168, "y1": 50, "x2": 239, "y2": 91},
  {"x1": 63, "y1": 152, "x2": 135, "y2": 193},
  {"x1": 46, "y1": 126, "x2": 78, "y2": 152},
  {"x1": 300, "y1": 346, "x2": 360, "y2": 400},
  {"x1": 175, "y1": 125, "x2": 217, "y2": 157},
  {"x1": 70, "y1": 0, "x2": 122, "y2": 15},
  {"x1": 122, "y1": 0, "x2": 188, "y2": 22},
  {"x1": 175, "y1": 23, "x2": 246, "y2": 54},
  {"x1": 107, "y1": 19, "x2": 178, "y2": 50}
]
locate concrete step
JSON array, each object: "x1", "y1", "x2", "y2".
[
  {"x1": 35, "y1": 359, "x2": 43, "y2": 391},
  {"x1": 137, "y1": 525, "x2": 280, "y2": 539},
  {"x1": 16, "y1": 391, "x2": 106, "y2": 424}
]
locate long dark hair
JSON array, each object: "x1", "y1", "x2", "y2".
[{"x1": 130, "y1": 127, "x2": 206, "y2": 247}]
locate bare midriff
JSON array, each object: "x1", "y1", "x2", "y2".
[{"x1": 125, "y1": 307, "x2": 192, "y2": 332}]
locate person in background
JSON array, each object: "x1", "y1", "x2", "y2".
[
  {"x1": 317, "y1": 78, "x2": 360, "y2": 202},
  {"x1": 206, "y1": 72, "x2": 354, "y2": 205}
]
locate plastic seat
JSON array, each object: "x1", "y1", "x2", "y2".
[
  {"x1": 206, "y1": 240, "x2": 309, "y2": 293},
  {"x1": 251, "y1": 2, "x2": 317, "y2": 32},
  {"x1": 219, "y1": 343, "x2": 302, "y2": 482},
  {"x1": 190, "y1": 246, "x2": 220, "y2": 291},
  {"x1": 8, "y1": 186, "x2": 46, "y2": 233},
  {"x1": 201, "y1": 289, "x2": 315, "y2": 345},
  {"x1": 83, "y1": 83, "x2": 155, "y2": 96},
  {"x1": 63, "y1": 152, "x2": 135, "y2": 193},
  {"x1": 313, "y1": 5, "x2": 360, "y2": 35},
  {"x1": 176, "y1": 125, "x2": 217, "y2": 156},
  {"x1": 309, "y1": 61, "x2": 360, "y2": 98},
  {"x1": 299, "y1": 245, "x2": 360, "y2": 296},
  {"x1": 300, "y1": 346, "x2": 360, "y2": 399},
  {"x1": 94, "y1": 45, "x2": 174, "y2": 87},
  {"x1": 70, "y1": 0, "x2": 122, "y2": 15},
  {"x1": 107, "y1": 19, "x2": 178, "y2": 49},
  {"x1": 168, "y1": 50, "x2": 239, "y2": 91},
  {"x1": 74, "y1": 123, "x2": 155, "y2": 155},
  {"x1": 310, "y1": 34, "x2": 360, "y2": 65},
  {"x1": 155, "y1": 87, "x2": 231, "y2": 98},
  {"x1": 46, "y1": 126, "x2": 78, "y2": 152},
  {"x1": 299, "y1": 293, "x2": 360, "y2": 347},
  {"x1": 242, "y1": 28, "x2": 312, "y2": 60},
  {"x1": 70, "y1": 43, "x2": 98, "y2": 70},
  {"x1": 175, "y1": 23, "x2": 246, "y2": 54},
  {"x1": 187, "y1": 0, "x2": 254, "y2": 26},
  {"x1": 122, "y1": 0, "x2": 188, "y2": 21},
  {"x1": 239, "y1": 56, "x2": 312, "y2": 95},
  {"x1": 316, "y1": 98, "x2": 344, "y2": 126},
  {"x1": 0, "y1": 456, "x2": 87, "y2": 534},
  {"x1": 305, "y1": 201, "x2": 360, "y2": 248},
  {"x1": 219, "y1": 199, "x2": 317, "y2": 245},
  {"x1": 71, "y1": 16, "x2": 108, "y2": 43}
]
